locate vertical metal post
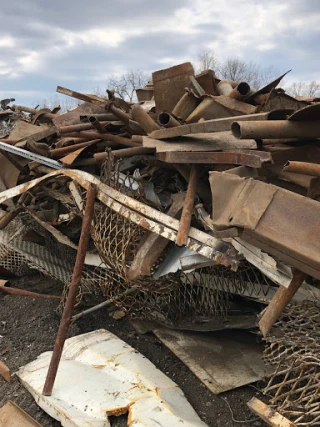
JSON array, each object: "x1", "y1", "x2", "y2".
[
  {"x1": 42, "y1": 183, "x2": 97, "y2": 396},
  {"x1": 176, "y1": 165, "x2": 199, "y2": 246},
  {"x1": 259, "y1": 269, "x2": 307, "y2": 337}
]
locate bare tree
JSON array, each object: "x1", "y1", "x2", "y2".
[
  {"x1": 37, "y1": 94, "x2": 81, "y2": 113},
  {"x1": 107, "y1": 70, "x2": 150, "y2": 102},
  {"x1": 196, "y1": 50, "x2": 219, "y2": 73},
  {"x1": 286, "y1": 80, "x2": 320, "y2": 98},
  {"x1": 218, "y1": 59, "x2": 279, "y2": 89}
]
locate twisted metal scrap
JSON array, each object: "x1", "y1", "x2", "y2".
[{"x1": 263, "y1": 302, "x2": 320, "y2": 426}]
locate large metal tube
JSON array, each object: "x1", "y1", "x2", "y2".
[
  {"x1": 172, "y1": 92, "x2": 199, "y2": 120},
  {"x1": 42, "y1": 184, "x2": 97, "y2": 396},
  {"x1": 217, "y1": 80, "x2": 233, "y2": 96},
  {"x1": 232, "y1": 120, "x2": 320, "y2": 139},
  {"x1": 229, "y1": 82, "x2": 250, "y2": 100},
  {"x1": 108, "y1": 104, "x2": 130, "y2": 125},
  {"x1": 157, "y1": 112, "x2": 180, "y2": 128},
  {"x1": 283, "y1": 161, "x2": 320, "y2": 177},
  {"x1": 131, "y1": 104, "x2": 160, "y2": 134}
]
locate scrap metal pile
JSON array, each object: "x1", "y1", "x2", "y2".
[{"x1": 0, "y1": 61, "x2": 319, "y2": 425}]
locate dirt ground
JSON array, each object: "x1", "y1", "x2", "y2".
[{"x1": 0, "y1": 273, "x2": 267, "y2": 427}]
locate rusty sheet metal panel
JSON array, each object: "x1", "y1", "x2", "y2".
[
  {"x1": 152, "y1": 62, "x2": 194, "y2": 114},
  {"x1": 209, "y1": 172, "x2": 320, "y2": 280},
  {"x1": 262, "y1": 89, "x2": 308, "y2": 112}
]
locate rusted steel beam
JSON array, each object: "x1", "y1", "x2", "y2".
[
  {"x1": 176, "y1": 165, "x2": 199, "y2": 246},
  {"x1": 62, "y1": 131, "x2": 141, "y2": 148},
  {"x1": 0, "y1": 282, "x2": 61, "y2": 300},
  {"x1": 157, "y1": 150, "x2": 272, "y2": 167},
  {"x1": 88, "y1": 116, "x2": 106, "y2": 133},
  {"x1": 283, "y1": 161, "x2": 320, "y2": 177},
  {"x1": 232, "y1": 120, "x2": 320, "y2": 139},
  {"x1": 56, "y1": 86, "x2": 106, "y2": 107},
  {"x1": 259, "y1": 270, "x2": 307, "y2": 337},
  {"x1": 131, "y1": 104, "x2": 160, "y2": 134},
  {"x1": 157, "y1": 112, "x2": 180, "y2": 128},
  {"x1": 42, "y1": 183, "x2": 97, "y2": 396}
]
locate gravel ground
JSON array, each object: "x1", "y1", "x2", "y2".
[{"x1": 0, "y1": 273, "x2": 267, "y2": 427}]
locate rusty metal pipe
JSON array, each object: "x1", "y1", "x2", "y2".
[
  {"x1": 131, "y1": 104, "x2": 160, "y2": 134},
  {"x1": 0, "y1": 283, "x2": 61, "y2": 300},
  {"x1": 283, "y1": 161, "x2": 320, "y2": 177},
  {"x1": 259, "y1": 270, "x2": 307, "y2": 337},
  {"x1": 229, "y1": 82, "x2": 250, "y2": 100},
  {"x1": 232, "y1": 120, "x2": 320, "y2": 140},
  {"x1": 111, "y1": 146, "x2": 155, "y2": 159},
  {"x1": 157, "y1": 112, "x2": 180, "y2": 128},
  {"x1": 217, "y1": 80, "x2": 233, "y2": 96},
  {"x1": 62, "y1": 131, "x2": 141, "y2": 148},
  {"x1": 88, "y1": 116, "x2": 106, "y2": 133},
  {"x1": 50, "y1": 140, "x2": 100, "y2": 159},
  {"x1": 108, "y1": 104, "x2": 130, "y2": 125},
  {"x1": 42, "y1": 183, "x2": 97, "y2": 396},
  {"x1": 58, "y1": 121, "x2": 107, "y2": 134},
  {"x1": 172, "y1": 92, "x2": 199, "y2": 120},
  {"x1": 176, "y1": 165, "x2": 199, "y2": 246},
  {"x1": 80, "y1": 113, "x2": 116, "y2": 122}
]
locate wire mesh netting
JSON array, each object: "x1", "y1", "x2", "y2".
[{"x1": 263, "y1": 302, "x2": 320, "y2": 426}]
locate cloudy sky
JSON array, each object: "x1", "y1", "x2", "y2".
[{"x1": 0, "y1": 0, "x2": 319, "y2": 106}]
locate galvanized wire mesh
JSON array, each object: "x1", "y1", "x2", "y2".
[{"x1": 263, "y1": 302, "x2": 320, "y2": 426}]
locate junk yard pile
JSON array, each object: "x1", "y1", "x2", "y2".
[{"x1": 0, "y1": 61, "x2": 319, "y2": 427}]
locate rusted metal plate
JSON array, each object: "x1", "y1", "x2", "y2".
[
  {"x1": 245, "y1": 70, "x2": 291, "y2": 103},
  {"x1": 262, "y1": 89, "x2": 308, "y2": 113},
  {"x1": 0, "y1": 401, "x2": 42, "y2": 427},
  {"x1": 152, "y1": 62, "x2": 194, "y2": 114},
  {"x1": 288, "y1": 103, "x2": 320, "y2": 121},
  {"x1": 157, "y1": 150, "x2": 272, "y2": 167},
  {"x1": 209, "y1": 172, "x2": 320, "y2": 279}
]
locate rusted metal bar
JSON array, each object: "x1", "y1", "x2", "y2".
[
  {"x1": 108, "y1": 104, "x2": 130, "y2": 125},
  {"x1": 157, "y1": 112, "x2": 180, "y2": 128},
  {"x1": 56, "y1": 86, "x2": 106, "y2": 107},
  {"x1": 88, "y1": 116, "x2": 106, "y2": 133},
  {"x1": 283, "y1": 161, "x2": 320, "y2": 177},
  {"x1": 176, "y1": 165, "x2": 199, "y2": 246},
  {"x1": 232, "y1": 120, "x2": 320, "y2": 139},
  {"x1": 42, "y1": 183, "x2": 97, "y2": 396},
  {"x1": 259, "y1": 270, "x2": 307, "y2": 337},
  {"x1": 62, "y1": 131, "x2": 141, "y2": 147},
  {"x1": 72, "y1": 286, "x2": 138, "y2": 321},
  {"x1": 157, "y1": 150, "x2": 272, "y2": 167},
  {"x1": 12, "y1": 104, "x2": 56, "y2": 121},
  {"x1": 229, "y1": 82, "x2": 250, "y2": 100},
  {"x1": 131, "y1": 104, "x2": 160, "y2": 134},
  {"x1": 51, "y1": 140, "x2": 99, "y2": 159},
  {"x1": 0, "y1": 282, "x2": 61, "y2": 300}
]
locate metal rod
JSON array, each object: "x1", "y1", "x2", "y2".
[
  {"x1": 176, "y1": 165, "x2": 199, "y2": 246},
  {"x1": 232, "y1": 120, "x2": 320, "y2": 140},
  {"x1": 259, "y1": 270, "x2": 307, "y2": 337},
  {"x1": 72, "y1": 286, "x2": 138, "y2": 321},
  {"x1": 42, "y1": 183, "x2": 97, "y2": 396},
  {"x1": 0, "y1": 283, "x2": 61, "y2": 300},
  {"x1": 283, "y1": 161, "x2": 320, "y2": 177},
  {"x1": 51, "y1": 140, "x2": 99, "y2": 159},
  {"x1": 58, "y1": 121, "x2": 107, "y2": 134}
]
